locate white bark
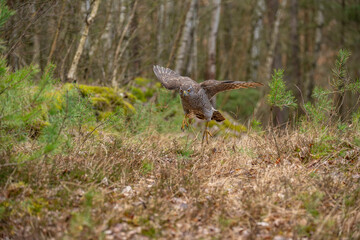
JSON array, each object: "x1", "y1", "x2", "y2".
[
  {"x1": 249, "y1": 0, "x2": 266, "y2": 82},
  {"x1": 89, "y1": 0, "x2": 113, "y2": 57},
  {"x1": 111, "y1": 0, "x2": 138, "y2": 88},
  {"x1": 264, "y1": 0, "x2": 287, "y2": 82},
  {"x1": 157, "y1": 0, "x2": 165, "y2": 63},
  {"x1": 102, "y1": 0, "x2": 114, "y2": 50},
  {"x1": 314, "y1": 2, "x2": 324, "y2": 60},
  {"x1": 207, "y1": 0, "x2": 221, "y2": 80},
  {"x1": 67, "y1": 0, "x2": 101, "y2": 82},
  {"x1": 175, "y1": 0, "x2": 198, "y2": 74},
  {"x1": 254, "y1": 0, "x2": 287, "y2": 118},
  {"x1": 186, "y1": 2, "x2": 198, "y2": 77},
  {"x1": 119, "y1": 0, "x2": 127, "y2": 32}
]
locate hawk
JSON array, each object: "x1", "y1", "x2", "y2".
[{"x1": 153, "y1": 65, "x2": 263, "y2": 143}]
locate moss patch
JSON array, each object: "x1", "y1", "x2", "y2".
[{"x1": 62, "y1": 83, "x2": 136, "y2": 116}]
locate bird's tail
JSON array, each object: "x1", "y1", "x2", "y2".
[{"x1": 212, "y1": 110, "x2": 225, "y2": 122}]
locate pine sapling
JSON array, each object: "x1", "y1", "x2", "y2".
[{"x1": 267, "y1": 69, "x2": 297, "y2": 162}]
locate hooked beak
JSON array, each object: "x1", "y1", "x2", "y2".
[{"x1": 182, "y1": 90, "x2": 188, "y2": 96}]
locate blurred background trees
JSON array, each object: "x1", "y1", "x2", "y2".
[{"x1": 2, "y1": 0, "x2": 360, "y2": 124}]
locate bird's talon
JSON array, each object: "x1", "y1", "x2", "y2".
[
  {"x1": 181, "y1": 117, "x2": 190, "y2": 131},
  {"x1": 202, "y1": 122, "x2": 212, "y2": 145}
]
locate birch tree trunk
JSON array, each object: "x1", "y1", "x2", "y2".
[
  {"x1": 175, "y1": 0, "x2": 198, "y2": 75},
  {"x1": 254, "y1": 0, "x2": 287, "y2": 121},
  {"x1": 247, "y1": 0, "x2": 265, "y2": 82},
  {"x1": 119, "y1": 0, "x2": 128, "y2": 32},
  {"x1": 186, "y1": 0, "x2": 198, "y2": 78},
  {"x1": 66, "y1": 0, "x2": 101, "y2": 82},
  {"x1": 263, "y1": 0, "x2": 287, "y2": 82},
  {"x1": 106, "y1": 0, "x2": 125, "y2": 76},
  {"x1": 87, "y1": 0, "x2": 113, "y2": 82},
  {"x1": 110, "y1": 0, "x2": 138, "y2": 89},
  {"x1": 187, "y1": 17, "x2": 198, "y2": 78},
  {"x1": 206, "y1": 0, "x2": 221, "y2": 80},
  {"x1": 157, "y1": 0, "x2": 165, "y2": 64},
  {"x1": 101, "y1": 0, "x2": 115, "y2": 51},
  {"x1": 304, "y1": 0, "x2": 323, "y2": 101},
  {"x1": 89, "y1": 0, "x2": 113, "y2": 58}
]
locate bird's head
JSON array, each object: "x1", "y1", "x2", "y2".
[{"x1": 179, "y1": 85, "x2": 194, "y2": 97}]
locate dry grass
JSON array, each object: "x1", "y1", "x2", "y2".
[{"x1": 1, "y1": 127, "x2": 360, "y2": 239}]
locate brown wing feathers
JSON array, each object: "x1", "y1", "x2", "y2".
[
  {"x1": 219, "y1": 81, "x2": 264, "y2": 90},
  {"x1": 153, "y1": 65, "x2": 181, "y2": 90},
  {"x1": 200, "y1": 80, "x2": 263, "y2": 99},
  {"x1": 153, "y1": 65, "x2": 198, "y2": 90}
]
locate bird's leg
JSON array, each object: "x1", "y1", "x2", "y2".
[
  {"x1": 201, "y1": 121, "x2": 213, "y2": 144},
  {"x1": 181, "y1": 114, "x2": 190, "y2": 131}
]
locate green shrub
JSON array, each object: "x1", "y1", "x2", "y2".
[
  {"x1": 304, "y1": 87, "x2": 333, "y2": 125},
  {"x1": 267, "y1": 69, "x2": 297, "y2": 110},
  {"x1": 0, "y1": 61, "x2": 56, "y2": 151}
]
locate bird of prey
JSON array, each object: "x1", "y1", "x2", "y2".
[{"x1": 153, "y1": 65, "x2": 263, "y2": 143}]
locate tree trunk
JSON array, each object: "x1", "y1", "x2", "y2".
[
  {"x1": 186, "y1": 0, "x2": 198, "y2": 78},
  {"x1": 89, "y1": 0, "x2": 113, "y2": 58},
  {"x1": 263, "y1": 0, "x2": 287, "y2": 82},
  {"x1": 206, "y1": 0, "x2": 221, "y2": 80},
  {"x1": 165, "y1": 0, "x2": 174, "y2": 27},
  {"x1": 31, "y1": 3, "x2": 41, "y2": 68},
  {"x1": 66, "y1": 0, "x2": 101, "y2": 82},
  {"x1": 166, "y1": 1, "x2": 185, "y2": 68},
  {"x1": 174, "y1": 0, "x2": 198, "y2": 75},
  {"x1": 335, "y1": 0, "x2": 346, "y2": 120},
  {"x1": 157, "y1": 0, "x2": 165, "y2": 64},
  {"x1": 129, "y1": 4, "x2": 140, "y2": 78},
  {"x1": 88, "y1": 0, "x2": 113, "y2": 82},
  {"x1": 47, "y1": 0, "x2": 66, "y2": 66},
  {"x1": 289, "y1": 0, "x2": 301, "y2": 106},
  {"x1": 304, "y1": 0, "x2": 323, "y2": 101},
  {"x1": 101, "y1": 0, "x2": 115, "y2": 51},
  {"x1": 110, "y1": 0, "x2": 138, "y2": 88},
  {"x1": 254, "y1": 0, "x2": 287, "y2": 122},
  {"x1": 247, "y1": 0, "x2": 266, "y2": 82}
]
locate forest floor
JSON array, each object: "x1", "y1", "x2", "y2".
[{"x1": 1, "y1": 127, "x2": 360, "y2": 239}]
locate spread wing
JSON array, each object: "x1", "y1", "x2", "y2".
[
  {"x1": 153, "y1": 65, "x2": 197, "y2": 90},
  {"x1": 200, "y1": 80, "x2": 264, "y2": 99}
]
